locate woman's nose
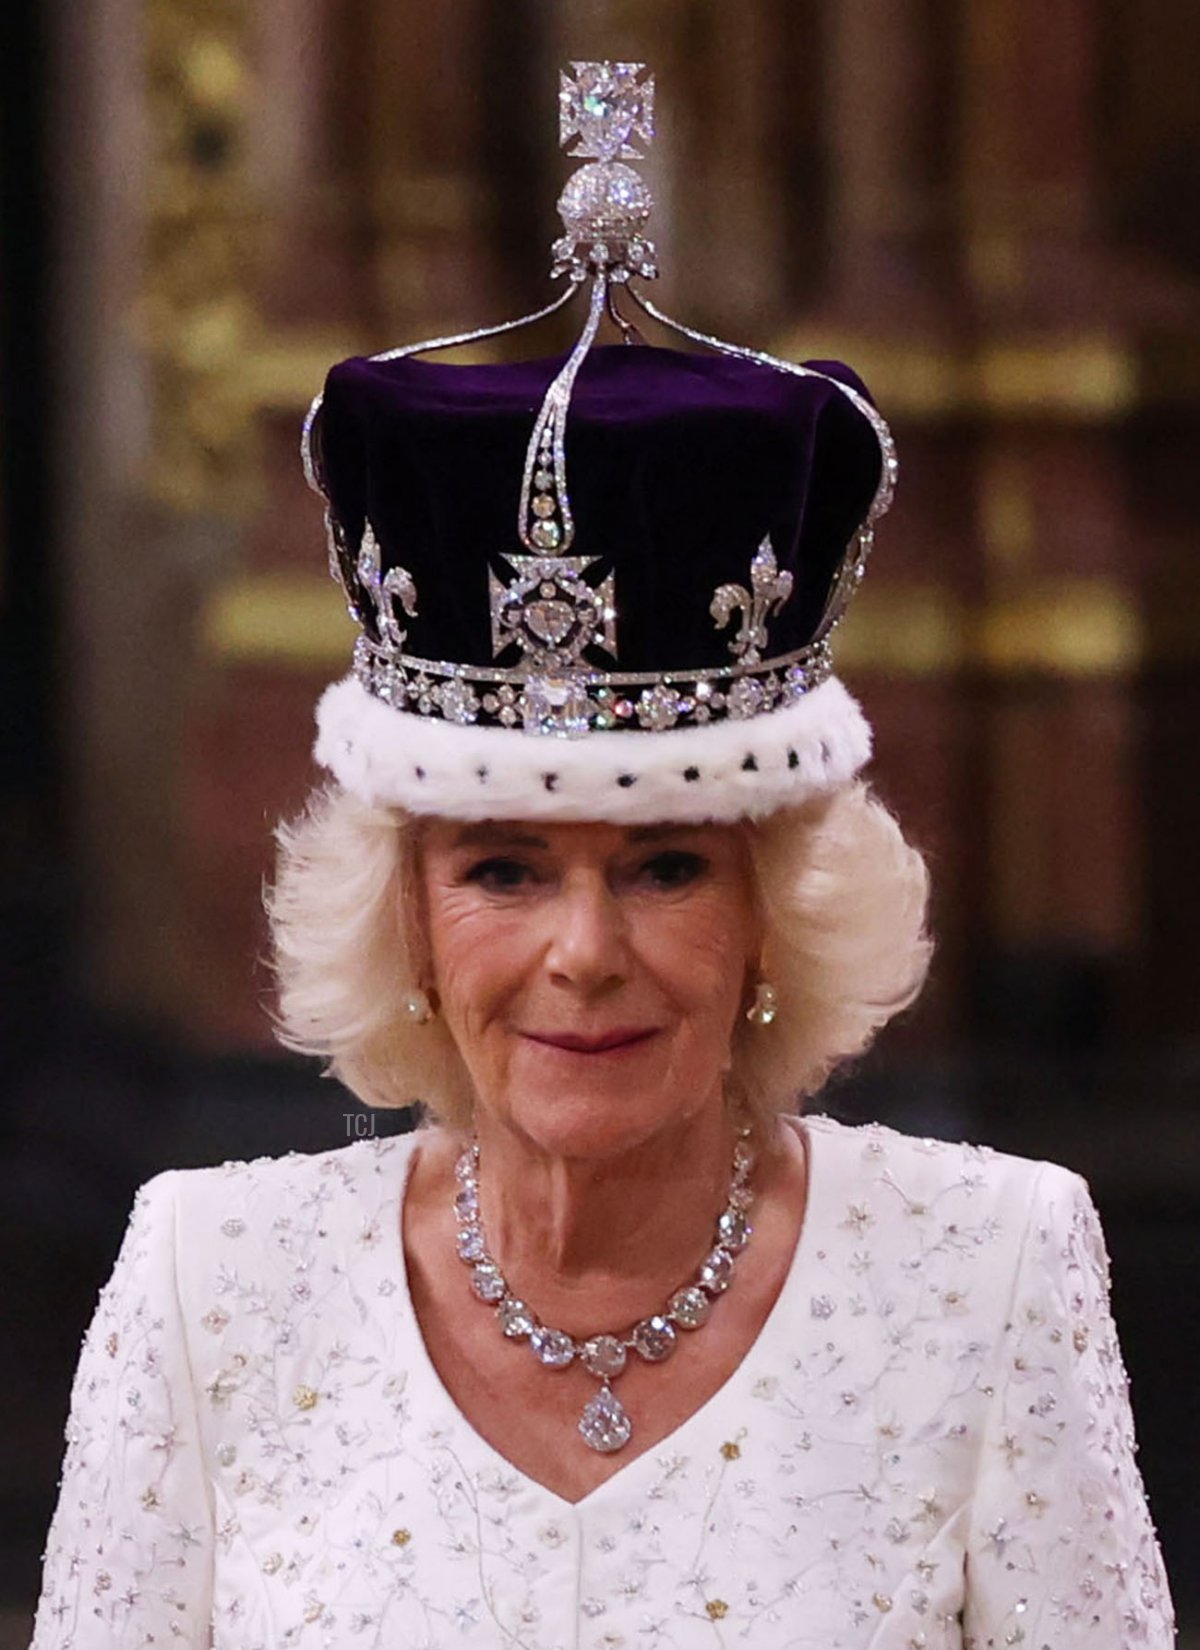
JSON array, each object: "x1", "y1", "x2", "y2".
[{"x1": 543, "y1": 871, "x2": 629, "y2": 992}]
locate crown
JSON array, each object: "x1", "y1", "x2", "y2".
[{"x1": 301, "y1": 64, "x2": 897, "y2": 822}]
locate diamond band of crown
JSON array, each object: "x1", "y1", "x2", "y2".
[
  {"x1": 351, "y1": 628, "x2": 835, "y2": 736},
  {"x1": 305, "y1": 61, "x2": 897, "y2": 742},
  {"x1": 346, "y1": 504, "x2": 839, "y2": 735}
]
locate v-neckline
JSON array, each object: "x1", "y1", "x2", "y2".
[{"x1": 382, "y1": 1113, "x2": 825, "y2": 1513}]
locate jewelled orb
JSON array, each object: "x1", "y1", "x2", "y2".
[
  {"x1": 559, "y1": 61, "x2": 655, "y2": 162},
  {"x1": 557, "y1": 162, "x2": 653, "y2": 244}
]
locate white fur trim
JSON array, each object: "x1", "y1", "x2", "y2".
[{"x1": 313, "y1": 674, "x2": 872, "y2": 823}]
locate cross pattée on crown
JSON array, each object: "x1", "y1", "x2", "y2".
[{"x1": 559, "y1": 61, "x2": 655, "y2": 162}]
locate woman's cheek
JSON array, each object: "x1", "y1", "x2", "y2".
[
  {"x1": 429, "y1": 892, "x2": 538, "y2": 997},
  {"x1": 633, "y1": 898, "x2": 748, "y2": 996}
]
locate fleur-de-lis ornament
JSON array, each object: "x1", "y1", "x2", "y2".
[
  {"x1": 710, "y1": 537, "x2": 794, "y2": 666},
  {"x1": 356, "y1": 522, "x2": 418, "y2": 652}
]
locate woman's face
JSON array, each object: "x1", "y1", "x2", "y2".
[{"x1": 418, "y1": 818, "x2": 759, "y2": 1158}]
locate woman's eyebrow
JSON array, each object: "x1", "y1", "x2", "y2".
[
  {"x1": 626, "y1": 825, "x2": 708, "y2": 844},
  {"x1": 450, "y1": 824, "x2": 549, "y2": 850}
]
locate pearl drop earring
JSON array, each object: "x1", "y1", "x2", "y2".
[
  {"x1": 402, "y1": 987, "x2": 433, "y2": 1025},
  {"x1": 746, "y1": 981, "x2": 778, "y2": 1027}
]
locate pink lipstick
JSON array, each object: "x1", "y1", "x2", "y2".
[{"x1": 523, "y1": 1027, "x2": 658, "y2": 1054}]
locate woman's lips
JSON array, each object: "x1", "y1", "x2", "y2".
[{"x1": 521, "y1": 1028, "x2": 659, "y2": 1055}]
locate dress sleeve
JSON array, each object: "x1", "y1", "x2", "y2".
[
  {"x1": 964, "y1": 1161, "x2": 1175, "y2": 1647},
  {"x1": 29, "y1": 1170, "x2": 214, "y2": 1649}
]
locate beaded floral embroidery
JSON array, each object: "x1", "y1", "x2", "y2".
[{"x1": 31, "y1": 1118, "x2": 1174, "y2": 1649}]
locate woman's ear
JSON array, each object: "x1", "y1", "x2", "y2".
[
  {"x1": 398, "y1": 817, "x2": 435, "y2": 989},
  {"x1": 738, "y1": 820, "x2": 767, "y2": 956}
]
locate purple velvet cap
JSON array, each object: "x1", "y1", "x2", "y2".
[
  {"x1": 307, "y1": 340, "x2": 891, "y2": 823},
  {"x1": 311, "y1": 343, "x2": 882, "y2": 677}
]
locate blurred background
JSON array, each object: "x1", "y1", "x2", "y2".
[{"x1": 2, "y1": 0, "x2": 1197, "y2": 1635}]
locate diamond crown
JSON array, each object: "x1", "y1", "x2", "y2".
[{"x1": 304, "y1": 63, "x2": 897, "y2": 742}]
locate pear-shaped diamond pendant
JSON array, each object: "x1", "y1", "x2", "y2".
[{"x1": 579, "y1": 1384, "x2": 632, "y2": 1453}]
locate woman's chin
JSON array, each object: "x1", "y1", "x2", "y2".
[{"x1": 487, "y1": 1041, "x2": 707, "y2": 1160}]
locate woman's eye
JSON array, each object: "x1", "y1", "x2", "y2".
[
  {"x1": 463, "y1": 856, "x2": 535, "y2": 891},
  {"x1": 639, "y1": 850, "x2": 708, "y2": 889}
]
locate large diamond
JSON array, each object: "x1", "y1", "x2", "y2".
[
  {"x1": 455, "y1": 1226, "x2": 486, "y2": 1263},
  {"x1": 530, "y1": 519, "x2": 562, "y2": 551},
  {"x1": 525, "y1": 600, "x2": 575, "y2": 646},
  {"x1": 497, "y1": 1298, "x2": 536, "y2": 1339},
  {"x1": 560, "y1": 62, "x2": 654, "y2": 162},
  {"x1": 636, "y1": 683, "x2": 682, "y2": 731},
  {"x1": 581, "y1": 1334, "x2": 627, "y2": 1379},
  {"x1": 717, "y1": 1209, "x2": 752, "y2": 1254},
  {"x1": 438, "y1": 678, "x2": 480, "y2": 726},
  {"x1": 668, "y1": 1286, "x2": 712, "y2": 1330},
  {"x1": 531, "y1": 1326, "x2": 577, "y2": 1366},
  {"x1": 579, "y1": 1385, "x2": 632, "y2": 1453},
  {"x1": 726, "y1": 677, "x2": 766, "y2": 719},
  {"x1": 470, "y1": 1264, "x2": 506, "y2": 1304},
  {"x1": 530, "y1": 1326, "x2": 576, "y2": 1368},
  {"x1": 631, "y1": 1315, "x2": 677, "y2": 1363},
  {"x1": 523, "y1": 674, "x2": 592, "y2": 738},
  {"x1": 699, "y1": 1248, "x2": 736, "y2": 1294}
]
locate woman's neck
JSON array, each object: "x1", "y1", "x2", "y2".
[{"x1": 464, "y1": 1097, "x2": 744, "y2": 1333}]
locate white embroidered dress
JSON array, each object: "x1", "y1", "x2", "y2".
[{"x1": 30, "y1": 1115, "x2": 1174, "y2": 1649}]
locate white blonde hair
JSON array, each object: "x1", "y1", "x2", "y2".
[{"x1": 266, "y1": 783, "x2": 933, "y2": 1133}]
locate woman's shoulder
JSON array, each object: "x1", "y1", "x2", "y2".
[
  {"x1": 135, "y1": 1130, "x2": 426, "y2": 1347},
  {"x1": 799, "y1": 1109, "x2": 1087, "y2": 1233},
  {"x1": 150, "y1": 1126, "x2": 424, "y2": 1233}
]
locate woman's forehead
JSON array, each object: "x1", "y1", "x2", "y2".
[{"x1": 430, "y1": 818, "x2": 742, "y2": 853}]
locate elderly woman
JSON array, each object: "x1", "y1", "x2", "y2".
[{"x1": 32, "y1": 67, "x2": 1172, "y2": 1650}]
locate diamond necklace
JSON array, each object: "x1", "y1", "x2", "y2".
[{"x1": 451, "y1": 1127, "x2": 756, "y2": 1453}]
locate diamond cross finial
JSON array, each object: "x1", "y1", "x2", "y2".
[{"x1": 559, "y1": 61, "x2": 655, "y2": 162}]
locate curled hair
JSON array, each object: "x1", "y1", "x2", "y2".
[{"x1": 266, "y1": 783, "x2": 932, "y2": 1133}]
